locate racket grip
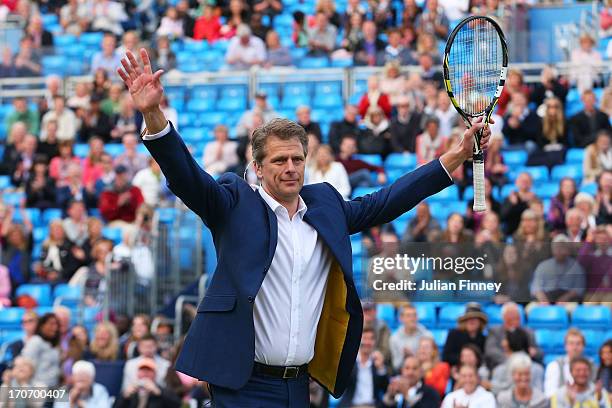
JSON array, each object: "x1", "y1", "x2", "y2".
[{"x1": 472, "y1": 160, "x2": 487, "y2": 212}]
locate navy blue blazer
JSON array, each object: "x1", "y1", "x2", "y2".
[{"x1": 143, "y1": 123, "x2": 452, "y2": 398}]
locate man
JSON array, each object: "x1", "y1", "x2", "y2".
[
  {"x1": 390, "y1": 305, "x2": 433, "y2": 372},
  {"x1": 235, "y1": 91, "x2": 279, "y2": 138},
  {"x1": 133, "y1": 158, "x2": 163, "y2": 207},
  {"x1": 9, "y1": 134, "x2": 37, "y2": 188},
  {"x1": 390, "y1": 95, "x2": 422, "y2": 153},
  {"x1": 3, "y1": 311, "x2": 38, "y2": 363},
  {"x1": 354, "y1": 20, "x2": 385, "y2": 66},
  {"x1": 56, "y1": 162, "x2": 98, "y2": 211},
  {"x1": 99, "y1": 165, "x2": 144, "y2": 225},
  {"x1": 5, "y1": 96, "x2": 39, "y2": 136},
  {"x1": 225, "y1": 24, "x2": 266, "y2": 70},
  {"x1": 550, "y1": 357, "x2": 610, "y2": 408},
  {"x1": 307, "y1": 12, "x2": 337, "y2": 56},
  {"x1": 434, "y1": 90, "x2": 458, "y2": 138},
  {"x1": 338, "y1": 328, "x2": 389, "y2": 407},
  {"x1": 485, "y1": 302, "x2": 542, "y2": 370},
  {"x1": 502, "y1": 92, "x2": 541, "y2": 147},
  {"x1": 40, "y1": 96, "x2": 78, "y2": 142},
  {"x1": 91, "y1": 33, "x2": 122, "y2": 76},
  {"x1": 63, "y1": 200, "x2": 89, "y2": 247},
  {"x1": 382, "y1": 356, "x2": 440, "y2": 408},
  {"x1": 362, "y1": 301, "x2": 392, "y2": 367},
  {"x1": 544, "y1": 328, "x2": 590, "y2": 397},
  {"x1": 500, "y1": 172, "x2": 536, "y2": 236},
  {"x1": 116, "y1": 357, "x2": 181, "y2": 408},
  {"x1": 570, "y1": 89, "x2": 612, "y2": 148},
  {"x1": 337, "y1": 135, "x2": 387, "y2": 189},
  {"x1": 415, "y1": 0, "x2": 449, "y2": 40},
  {"x1": 56, "y1": 360, "x2": 111, "y2": 407},
  {"x1": 418, "y1": 53, "x2": 444, "y2": 89},
  {"x1": 382, "y1": 29, "x2": 415, "y2": 65},
  {"x1": 329, "y1": 104, "x2": 362, "y2": 154},
  {"x1": 114, "y1": 133, "x2": 149, "y2": 179},
  {"x1": 296, "y1": 105, "x2": 322, "y2": 141},
  {"x1": 531, "y1": 234, "x2": 586, "y2": 304},
  {"x1": 121, "y1": 334, "x2": 171, "y2": 392},
  {"x1": 77, "y1": 94, "x2": 113, "y2": 142},
  {"x1": 117, "y1": 48, "x2": 490, "y2": 406},
  {"x1": 203, "y1": 124, "x2": 239, "y2": 176},
  {"x1": 564, "y1": 208, "x2": 587, "y2": 242}
]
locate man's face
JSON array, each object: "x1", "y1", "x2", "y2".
[
  {"x1": 503, "y1": 308, "x2": 521, "y2": 330},
  {"x1": 459, "y1": 365, "x2": 478, "y2": 394},
  {"x1": 516, "y1": 173, "x2": 532, "y2": 192},
  {"x1": 363, "y1": 22, "x2": 376, "y2": 39},
  {"x1": 14, "y1": 98, "x2": 27, "y2": 112},
  {"x1": 345, "y1": 105, "x2": 357, "y2": 122},
  {"x1": 240, "y1": 35, "x2": 250, "y2": 46},
  {"x1": 565, "y1": 334, "x2": 584, "y2": 359},
  {"x1": 340, "y1": 138, "x2": 357, "y2": 156},
  {"x1": 297, "y1": 108, "x2": 310, "y2": 124},
  {"x1": 137, "y1": 367, "x2": 156, "y2": 382},
  {"x1": 363, "y1": 307, "x2": 376, "y2": 324},
  {"x1": 360, "y1": 331, "x2": 375, "y2": 355},
  {"x1": 138, "y1": 340, "x2": 157, "y2": 358},
  {"x1": 255, "y1": 136, "x2": 305, "y2": 203},
  {"x1": 123, "y1": 135, "x2": 137, "y2": 150},
  {"x1": 401, "y1": 357, "x2": 422, "y2": 386},
  {"x1": 115, "y1": 172, "x2": 129, "y2": 188},
  {"x1": 102, "y1": 36, "x2": 116, "y2": 54},
  {"x1": 316, "y1": 13, "x2": 328, "y2": 29},
  {"x1": 571, "y1": 362, "x2": 591, "y2": 387},
  {"x1": 68, "y1": 202, "x2": 85, "y2": 220},
  {"x1": 400, "y1": 308, "x2": 417, "y2": 331},
  {"x1": 388, "y1": 32, "x2": 401, "y2": 47},
  {"x1": 419, "y1": 54, "x2": 433, "y2": 70},
  {"x1": 255, "y1": 96, "x2": 267, "y2": 109},
  {"x1": 583, "y1": 93, "x2": 596, "y2": 110},
  {"x1": 215, "y1": 128, "x2": 228, "y2": 142}
]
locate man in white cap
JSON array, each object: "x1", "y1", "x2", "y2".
[{"x1": 225, "y1": 24, "x2": 266, "y2": 70}]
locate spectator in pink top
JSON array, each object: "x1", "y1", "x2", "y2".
[
  {"x1": 49, "y1": 140, "x2": 82, "y2": 188},
  {"x1": 82, "y1": 136, "x2": 105, "y2": 188}
]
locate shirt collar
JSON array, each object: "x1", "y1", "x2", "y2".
[{"x1": 257, "y1": 186, "x2": 307, "y2": 218}]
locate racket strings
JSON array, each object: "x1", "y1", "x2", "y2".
[{"x1": 447, "y1": 19, "x2": 503, "y2": 116}]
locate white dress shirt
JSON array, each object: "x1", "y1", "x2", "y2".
[
  {"x1": 441, "y1": 386, "x2": 496, "y2": 408},
  {"x1": 352, "y1": 356, "x2": 375, "y2": 405},
  {"x1": 254, "y1": 186, "x2": 332, "y2": 366}
]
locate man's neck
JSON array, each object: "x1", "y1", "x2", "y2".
[
  {"x1": 262, "y1": 185, "x2": 300, "y2": 219},
  {"x1": 403, "y1": 326, "x2": 416, "y2": 335}
]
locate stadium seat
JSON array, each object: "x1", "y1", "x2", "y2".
[
  {"x1": 312, "y1": 94, "x2": 343, "y2": 108},
  {"x1": 431, "y1": 329, "x2": 449, "y2": 348},
  {"x1": 155, "y1": 208, "x2": 177, "y2": 224},
  {"x1": 331, "y1": 58, "x2": 353, "y2": 68},
  {"x1": 42, "y1": 55, "x2": 68, "y2": 76},
  {"x1": 414, "y1": 303, "x2": 437, "y2": 327},
  {"x1": 484, "y1": 304, "x2": 502, "y2": 326},
  {"x1": 42, "y1": 208, "x2": 62, "y2": 224},
  {"x1": 0, "y1": 307, "x2": 25, "y2": 330},
  {"x1": 298, "y1": 57, "x2": 329, "y2": 69},
  {"x1": 351, "y1": 186, "x2": 379, "y2": 199},
  {"x1": 428, "y1": 185, "x2": 459, "y2": 202},
  {"x1": 182, "y1": 40, "x2": 209, "y2": 52},
  {"x1": 437, "y1": 304, "x2": 466, "y2": 329},
  {"x1": 102, "y1": 227, "x2": 123, "y2": 244},
  {"x1": 54, "y1": 34, "x2": 76, "y2": 47},
  {"x1": 74, "y1": 143, "x2": 89, "y2": 158},
  {"x1": 502, "y1": 150, "x2": 528, "y2": 166},
  {"x1": 535, "y1": 182, "x2": 560, "y2": 200},
  {"x1": 384, "y1": 153, "x2": 417, "y2": 171},
  {"x1": 551, "y1": 164, "x2": 582, "y2": 182},
  {"x1": 2, "y1": 192, "x2": 25, "y2": 207},
  {"x1": 16, "y1": 284, "x2": 52, "y2": 307},
  {"x1": 79, "y1": 32, "x2": 104, "y2": 47},
  {"x1": 522, "y1": 166, "x2": 549, "y2": 183},
  {"x1": 53, "y1": 284, "x2": 82, "y2": 304},
  {"x1": 12, "y1": 208, "x2": 40, "y2": 226},
  {"x1": 527, "y1": 305, "x2": 568, "y2": 330},
  {"x1": 200, "y1": 112, "x2": 227, "y2": 128},
  {"x1": 94, "y1": 360, "x2": 125, "y2": 398},
  {"x1": 571, "y1": 305, "x2": 611, "y2": 330},
  {"x1": 354, "y1": 154, "x2": 383, "y2": 167},
  {"x1": 535, "y1": 329, "x2": 566, "y2": 354},
  {"x1": 187, "y1": 98, "x2": 215, "y2": 112},
  {"x1": 216, "y1": 98, "x2": 247, "y2": 111},
  {"x1": 377, "y1": 303, "x2": 398, "y2": 331},
  {"x1": 582, "y1": 329, "x2": 607, "y2": 355},
  {"x1": 0, "y1": 175, "x2": 10, "y2": 189},
  {"x1": 314, "y1": 81, "x2": 342, "y2": 96},
  {"x1": 580, "y1": 182, "x2": 597, "y2": 195},
  {"x1": 565, "y1": 148, "x2": 584, "y2": 164}
]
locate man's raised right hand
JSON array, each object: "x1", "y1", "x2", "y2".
[{"x1": 117, "y1": 49, "x2": 164, "y2": 114}]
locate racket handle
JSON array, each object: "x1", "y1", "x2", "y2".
[{"x1": 472, "y1": 160, "x2": 487, "y2": 212}]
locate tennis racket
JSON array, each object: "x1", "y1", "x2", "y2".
[{"x1": 442, "y1": 15, "x2": 508, "y2": 212}]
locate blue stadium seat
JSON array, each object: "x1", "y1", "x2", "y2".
[
  {"x1": 582, "y1": 329, "x2": 607, "y2": 355},
  {"x1": 33, "y1": 227, "x2": 49, "y2": 243},
  {"x1": 314, "y1": 81, "x2": 342, "y2": 96},
  {"x1": 551, "y1": 164, "x2": 582, "y2": 182},
  {"x1": 94, "y1": 360, "x2": 126, "y2": 398},
  {"x1": 289, "y1": 47, "x2": 307, "y2": 62},
  {"x1": 35, "y1": 306, "x2": 54, "y2": 317},
  {"x1": 351, "y1": 187, "x2": 379, "y2": 199},
  {"x1": 535, "y1": 182, "x2": 560, "y2": 200},
  {"x1": 0, "y1": 307, "x2": 25, "y2": 330},
  {"x1": 102, "y1": 227, "x2": 123, "y2": 244},
  {"x1": 187, "y1": 98, "x2": 215, "y2": 112},
  {"x1": 580, "y1": 183, "x2": 597, "y2": 195},
  {"x1": 53, "y1": 284, "x2": 82, "y2": 302},
  {"x1": 377, "y1": 303, "x2": 398, "y2": 331},
  {"x1": 2, "y1": 191, "x2": 25, "y2": 207},
  {"x1": 182, "y1": 40, "x2": 209, "y2": 52},
  {"x1": 0, "y1": 175, "x2": 10, "y2": 189},
  {"x1": 299, "y1": 57, "x2": 329, "y2": 69},
  {"x1": 572, "y1": 305, "x2": 611, "y2": 330},
  {"x1": 431, "y1": 329, "x2": 449, "y2": 348},
  {"x1": 105, "y1": 144, "x2": 124, "y2": 157},
  {"x1": 74, "y1": 143, "x2": 89, "y2": 158},
  {"x1": 79, "y1": 32, "x2": 104, "y2": 47},
  {"x1": 463, "y1": 185, "x2": 474, "y2": 201},
  {"x1": 42, "y1": 208, "x2": 62, "y2": 224},
  {"x1": 535, "y1": 329, "x2": 566, "y2": 354},
  {"x1": 484, "y1": 304, "x2": 503, "y2": 326},
  {"x1": 437, "y1": 304, "x2": 466, "y2": 329},
  {"x1": 42, "y1": 55, "x2": 68, "y2": 76},
  {"x1": 16, "y1": 284, "x2": 52, "y2": 307},
  {"x1": 527, "y1": 305, "x2": 568, "y2": 330},
  {"x1": 283, "y1": 82, "x2": 312, "y2": 99},
  {"x1": 384, "y1": 153, "x2": 417, "y2": 171},
  {"x1": 565, "y1": 148, "x2": 584, "y2": 164},
  {"x1": 414, "y1": 303, "x2": 437, "y2": 327},
  {"x1": 428, "y1": 185, "x2": 459, "y2": 202},
  {"x1": 502, "y1": 150, "x2": 528, "y2": 167},
  {"x1": 274, "y1": 13, "x2": 294, "y2": 27},
  {"x1": 385, "y1": 169, "x2": 404, "y2": 184},
  {"x1": 165, "y1": 86, "x2": 186, "y2": 102},
  {"x1": 354, "y1": 154, "x2": 383, "y2": 167},
  {"x1": 216, "y1": 98, "x2": 247, "y2": 111},
  {"x1": 200, "y1": 112, "x2": 226, "y2": 128},
  {"x1": 12, "y1": 208, "x2": 40, "y2": 226},
  {"x1": 155, "y1": 208, "x2": 177, "y2": 224},
  {"x1": 331, "y1": 58, "x2": 353, "y2": 68},
  {"x1": 312, "y1": 94, "x2": 343, "y2": 108},
  {"x1": 521, "y1": 166, "x2": 549, "y2": 183},
  {"x1": 54, "y1": 34, "x2": 76, "y2": 47},
  {"x1": 392, "y1": 219, "x2": 407, "y2": 235}
]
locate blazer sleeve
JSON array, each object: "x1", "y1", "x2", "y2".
[
  {"x1": 340, "y1": 159, "x2": 452, "y2": 234},
  {"x1": 142, "y1": 122, "x2": 235, "y2": 226}
]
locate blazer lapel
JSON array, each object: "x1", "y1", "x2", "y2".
[{"x1": 257, "y1": 193, "x2": 278, "y2": 271}]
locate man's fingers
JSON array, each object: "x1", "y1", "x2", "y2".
[
  {"x1": 126, "y1": 51, "x2": 142, "y2": 75},
  {"x1": 152, "y1": 69, "x2": 164, "y2": 82},
  {"x1": 117, "y1": 68, "x2": 132, "y2": 88},
  {"x1": 120, "y1": 58, "x2": 137, "y2": 81},
  {"x1": 141, "y1": 48, "x2": 152, "y2": 75}
]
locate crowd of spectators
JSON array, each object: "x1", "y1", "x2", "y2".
[{"x1": 0, "y1": 0, "x2": 611, "y2": 406}]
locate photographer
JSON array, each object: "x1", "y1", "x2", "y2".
[{"x1": 114, "y1": 357, "x2": 181, "y2": 408}]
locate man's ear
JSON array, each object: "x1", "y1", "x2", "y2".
[{"x1": 254, "y1": 161, "x2": 263, "y2": 179}]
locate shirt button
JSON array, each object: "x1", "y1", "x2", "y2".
[{"x1": 247, "y1": 296, "x2": 254, "y2": 303}]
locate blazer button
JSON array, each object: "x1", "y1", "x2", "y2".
[{"x1": 247, "y1": 296, "x2": 254, "y2": 303}]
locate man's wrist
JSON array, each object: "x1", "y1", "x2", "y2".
[
  {"x1": 440, "y1": 145, "x2": 469, "y2": 175},
  {"x1": 142, "y1": 106, "x2": 167, "y2": 135}
]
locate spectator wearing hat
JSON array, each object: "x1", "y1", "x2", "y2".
[
  {"x1": 490, "y1": 329, "x2": 544, "y2": 395},
  {"x1": 550, "y1": 357, "x2": 610, "y2": 408},
  {"x1": 570, "y1": 33, "x2": 603, "y2": 93},
  {"x1": 235, "y1": 91, "x2": 279, "y2": 138},
  {"x1": 77, "y1": 94, "x2": 113, "y2": 143},
  {"x1": 116, "y1": 356, "x2": 181, "y2": 408},
  {"x1": 382, "y1": 356, "x2": 441, "y2": 408},
  {"x1": 390, "y1": 304, "x2": 433, "y2": 373},
  {"x1": 442, "y1": 303, "x2": 488, "y2": 367},
  {"x1": 485, "y1": 302, "x2": 541, "y2": 371},
  {"x1": 225, "y1": 24, "x2": 266, "y2": 70},
  {"x1": 121, "y1": 334, "x2": 171, "y2": 393},
  {"x1": 496, "y1": 353, "x2": 548, "y2": 408},
  {"x1": 202, "y1": 125, "x2": 239, "y2": 177},
  {"x1": 57, "y1": 360, "x2": 111, "y2": 408},
  {"x1": 99, "y1": 165, "x2": 144, "y2": 226},
  {"x1": 296, "y1": 106, "x2": 322, "y2": 141},
  {"x1": 416, "y1": 116, "x2": 446, "y2": 165}
]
